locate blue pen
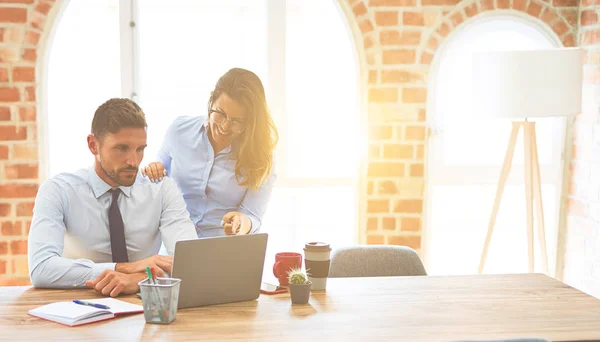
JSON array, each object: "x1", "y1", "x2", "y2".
[{"x1": 72, "y1": 300, "x2": 110, "y2": 310}]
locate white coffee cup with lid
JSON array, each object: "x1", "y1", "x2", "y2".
[{"x1": 303, "y1": 242, "x2": 331, "y2": 291}]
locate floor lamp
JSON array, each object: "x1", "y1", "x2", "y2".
[{"x1": 472, "y1": 48, "x2": 583, "y2": 274}]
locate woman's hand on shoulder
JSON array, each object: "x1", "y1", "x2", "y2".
[{"x1": 141, "y1": 162, "x2": 167, "y2": 183}]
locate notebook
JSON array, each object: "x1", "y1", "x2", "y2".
[{"x1": 28, "y1": 298, "x2": 143, "y2": 327}]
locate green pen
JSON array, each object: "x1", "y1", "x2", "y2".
[
  {"x1": 145, "y1": 266, "x2": 153, "y2": 282},
  {"x1": 145, "y1": 266, "x2": 164, "y2": 321}
]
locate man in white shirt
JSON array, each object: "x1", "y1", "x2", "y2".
[{"x1": 28, "y1": 98, "x2": 197, "y2": 297}]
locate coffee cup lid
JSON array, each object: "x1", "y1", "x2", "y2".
[{"x1": 304, "y1": 242, "x2": 331, "y2": 251}]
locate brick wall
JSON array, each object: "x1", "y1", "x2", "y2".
[
  {"x1": 0, "y1": 0, "x2": 584, "y2": 285},
  {"x1": 562, "y1": 0, "x2": 600, "y2": 298},
  {"x1": 0, "y1": 0, "x2": 50, "y2": 285}
]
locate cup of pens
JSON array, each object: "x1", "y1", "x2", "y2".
[{"x1": 138, "y1": 266, "x2": 181, "y2": 324}]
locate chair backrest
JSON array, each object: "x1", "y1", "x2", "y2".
[{"x1": 328, "y1": 245, "x2": 427, "y2": 278}]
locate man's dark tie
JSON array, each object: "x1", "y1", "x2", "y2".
[{"x1": 109, "y1": 189, "x2": 128, "y2": 263}]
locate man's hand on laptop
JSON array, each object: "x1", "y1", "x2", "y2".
[
  {"x1": 86, "y1": 270, "x2": 146, "y2": 297},
  {"x1": 115, "y1": 255, "x2": 172, "y2": 276}
]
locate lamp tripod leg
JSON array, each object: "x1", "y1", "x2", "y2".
[
  {"x1": 523, "y1": 122, "x2": 535, "y2": 273},
  {"x1": 479, "y1": 122, "x2": 521, "y2": 274},
  {"x1": 529, "y1": 122, "x2": 549, "y2": 274}
]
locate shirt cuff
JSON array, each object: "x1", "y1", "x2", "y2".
[{"x1": 91, "y1": 262, "x2": 116, "y2": 279}]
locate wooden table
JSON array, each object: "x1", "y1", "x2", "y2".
[{"x1": 0, "y1": 273, "x2": 599, "y2": 341}]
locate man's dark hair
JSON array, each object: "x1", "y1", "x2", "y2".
[{"x1": 91, "y1": 98, "x2": 147, "y2": 141}]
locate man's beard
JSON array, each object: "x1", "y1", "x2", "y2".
[{"x1": 99, "y1": 159, "x2": 138, "y2": 187}]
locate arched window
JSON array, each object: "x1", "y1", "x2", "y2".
[
  {"x1": 45, "y1": 0, "x2": 121, "y2": 177},
  {"x1": 43, "y1": 0, "x2": 361, "y2": 264},
  {"x1": 424, "y1": 15, "x2": 565, "y2": 276}
]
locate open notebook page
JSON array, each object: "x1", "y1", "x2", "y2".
[{"x1": 86, "y1": 298, "x2": 143, "y2": 315}]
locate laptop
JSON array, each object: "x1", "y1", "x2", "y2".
[{"x1": 171, "y1": 233, "x2": 268, "y2": 309}]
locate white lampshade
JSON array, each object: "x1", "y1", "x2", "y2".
[{"x1": 472, "y1": 48, "x2": 583, "y2": 118}]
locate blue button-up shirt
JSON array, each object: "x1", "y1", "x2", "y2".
[
  {"x1": 27, "y1": 167, "x2": 198, "y2": 288},
  {"x1": 157, "y1": 116, "x2": 276, "y2": 237}
]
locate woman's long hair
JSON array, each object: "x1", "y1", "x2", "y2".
[{"x1": 208, "y1": 68, "x2": 279, "y2": 190}]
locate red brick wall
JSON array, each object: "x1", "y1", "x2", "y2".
[
  {"x1": 562, "y1": 0, "x2": 600, "y2": 298},
  {"x1": 0, "y1": 0, "x2": 583, "y2": 285},
  {"x1": 0, "y1": 0, "x2": 49, "y2": 285}
]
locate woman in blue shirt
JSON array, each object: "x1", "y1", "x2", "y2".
[{"x1": 142, "y1": 68, "x2": 278, "y2": 237}]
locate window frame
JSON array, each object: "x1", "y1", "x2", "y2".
[{"x1": 39, "y1": 0, "x2": 368, "y2": 244}]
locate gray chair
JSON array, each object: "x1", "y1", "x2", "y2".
[{"x1": 328, "y1": 245, "x2": 427, "y2": 278}]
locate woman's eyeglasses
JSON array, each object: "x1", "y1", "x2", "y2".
[{"x1": 208, "y1": 109, "x2": 246, "y2": 133}]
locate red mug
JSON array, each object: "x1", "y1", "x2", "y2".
[{"x1": 273, "y1": 252, "x2": 302, "y2": 286}]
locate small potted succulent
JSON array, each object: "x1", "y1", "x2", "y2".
[{"x1": 286, "y1": 267, "x2": 312, "y2": 304}]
